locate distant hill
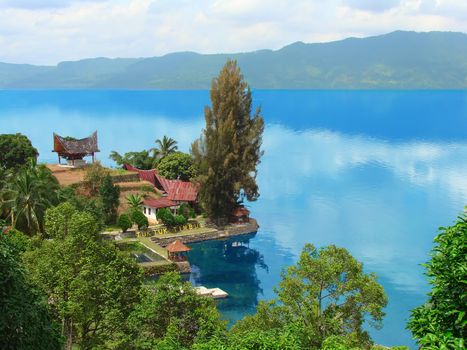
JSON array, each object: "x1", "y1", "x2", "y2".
[{"x1": 1, "y1": 31, "x2": 466, "y2": 89}]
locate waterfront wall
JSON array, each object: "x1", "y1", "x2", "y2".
[{"x1": 151, "y1": 218, "x2": 259, "y2": 246}]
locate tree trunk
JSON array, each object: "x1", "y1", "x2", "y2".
[{"x1": 63, "y1": 317, "x2": 73, "y2": 350}]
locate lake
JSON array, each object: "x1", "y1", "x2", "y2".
[{"x1": 1, "y1": 90, "x2": 466, "y2": 348}]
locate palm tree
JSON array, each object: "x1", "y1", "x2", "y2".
[
  {"x1": 0, "y1": 161, "x2": 59, "y2": 235},
  {"x1": 126, "y1": 194, "x2": 143, "y2": 210},
  {"x1": 154, "y1": 136, "x2": 178, "y2": 159}
]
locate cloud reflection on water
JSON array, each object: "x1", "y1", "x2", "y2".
[{"x1": 4, "y1": 106, "x2": 467, "y2": 347}]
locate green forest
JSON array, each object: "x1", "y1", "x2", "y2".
[{"x1": 1, "y1": 31, "x2": 466, "y2": 89}]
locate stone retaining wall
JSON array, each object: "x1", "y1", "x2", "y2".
[
  {"x1": 110, "y1": 173, "x2": 140, "y2": 183},
  {"x1": 151, "y1": 218, "x2": 259, "y2": 246}
]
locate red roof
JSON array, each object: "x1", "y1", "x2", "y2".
[
  {"x1": 232, "y1": 207, "x2": 250, "y2": 217},
  {"x1": 143, "y1": 198, "x2": 178, "y2": 209},
  {"x1": 165, "y1": 180, "x2": 198, "y2": 202},
  {"x1": 124, "y1": 164, "x2": 157, "y2": 185},
  {"x1": 166, "y1": 239, "x2": 191, "y2": 253},
  {"x1": 125, "y1": 164, "x2": 198, "y2": 202}
]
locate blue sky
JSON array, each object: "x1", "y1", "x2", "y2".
[{"x1": 0, "y1": 0, "x2": 465, "y2": 65}]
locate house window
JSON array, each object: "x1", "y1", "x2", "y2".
[
  {"x1": 148, "y1": 208, "x2": 152, "y2": 215},
  {"x1": 144, "y1": 207, "x2": 147, "y2": 214}
]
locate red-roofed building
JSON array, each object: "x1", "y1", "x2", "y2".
[
  {"x1": 124, "y1": 164, "x2": 198, "y2": 203},
  {"x1": 143, "y1": 198, "x2": 179, "y2": 223}
]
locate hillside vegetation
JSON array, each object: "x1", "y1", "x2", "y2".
[{"x1": 1, "y1": 31, "x2": 466, "y2": 89}]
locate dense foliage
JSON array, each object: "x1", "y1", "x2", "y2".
[
  {"x1": 126, "y1": 273, "x2": 225, "y2": 349},
  {"x1": 0, "y1": 230, "x2": 62, "y2": 350},
  {"x1": 127, "y1": 194, "x2": 144, "y2": 210},
  {"x1": 110, "y1": 150, "x2": 154, "y2": 170},
  {"x1": 99, "y1": 174, "x2": 120, "y2": 224},
  {"x1": 3, "y1": 32, "x2": 467, "y2": 89},
  {"x1": 24, "y1": 205, "x2": 143, "y2": 350},
  {"x1": 192, "y1": 60, "x2": 264, "y2": 224},
  {"x1": 110, "y1": 135, "x2": 179, "y2": 170},
  {"x1": 408, "y1": 214, "x2": 467, "y2": 349},
  {"x1": 178, "y1": 203, "x2": 195, "y2": 219},
  {"x1": 130, "y1": 208, "x2": 149, "y2": 230},
  {"x1": 157, "y1": 152, "x2": 196, "y2": 181},
  {"x1": 0, "y1": 161, "x2": 59, "y2": 235},
  {"x1": 83, "y1": 161, "x2": 108, "y2": 196},
  {"x1": 118, "y1": 213, "x2": 132, "y2": 232},
  {"x1": 232, "y1": 244, "x2": 388, "y2": 349},
  {"x1": 0, "y1": 133, "x2": 38, "y2": 170}
]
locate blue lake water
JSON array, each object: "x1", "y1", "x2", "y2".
[{"x1": 1, "y1": 90, "x2": 467, "y2": 348}]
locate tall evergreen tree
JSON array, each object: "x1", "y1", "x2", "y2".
[{"x1": 192, "y1": 60, "x2": 264, "y2": 224}]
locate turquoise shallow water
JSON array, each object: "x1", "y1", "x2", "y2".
[{"x1": 1, "y1": 90, "x2": 467, "y2": 348}]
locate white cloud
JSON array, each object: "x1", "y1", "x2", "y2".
[{"x1": 0, "y1": 0, "x2": 465, "y2": 64}]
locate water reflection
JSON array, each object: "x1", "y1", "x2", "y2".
[
  {"x1": 187, "y1": 233, "x2": 267, "y2": 323},
  {"x1": 2, "y1": 90, "x2": 467, "y2": 348}
]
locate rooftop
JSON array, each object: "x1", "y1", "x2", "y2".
[{"x1": 166, "y1": 239, "x2": 191, "y2": 253}]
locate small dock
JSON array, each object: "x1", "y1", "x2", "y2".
[{"x1": 195, "y1": 286, "x2": 228, "y2": 299}]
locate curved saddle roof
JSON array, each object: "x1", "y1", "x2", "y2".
[{"x1": 53, "y1": 131, "x2": 100, "y2": 155}]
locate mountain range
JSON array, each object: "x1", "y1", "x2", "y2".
[{"x1": 1, "y1": 31, "x2": 466, "y2": 89}]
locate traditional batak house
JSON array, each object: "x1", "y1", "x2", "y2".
[
  {"x1": 123, "y1": 164, "x2": 198, "y2": 223},
  {"x1": 53, "y1": 131, "x2": 100, "y2": 167}
]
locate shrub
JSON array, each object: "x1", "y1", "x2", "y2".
[
  {"x1": 118, "y1": 214, "x2": 132, "y2": 232},
  {"x1": 130, "y1": 209, "x2": 149, "y2": 230},
  {"x1": 179, "y1": 203, "x2": 195, "y2": 219},
  {"x1": 175, "y1": 215, "x2": 187, "y2": 226},
  {"x1": 157, "y1": 208, "x2": 176, "y2": 227},
  {"x1": 84, "y1": 161, "x2": 108, "y2": 196}
]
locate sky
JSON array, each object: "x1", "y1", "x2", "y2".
[{"x1": 0, "y1": 0, "x2": 466, "y2": 65}]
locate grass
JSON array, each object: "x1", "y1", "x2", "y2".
[
  {"x1": 115, "y1": 241, "x2": 147, "y2": 254},
  {"x1": 104, "y1": 224, "x2": 121, "y2": 232},
  {"x1": 109, "y1": 169, "x2": 133, "y2": 175},
  {"x1": 138, "y1": 237, "x2": 169, "y2": 260}
]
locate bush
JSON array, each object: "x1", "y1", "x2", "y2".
[
  {"x1": 84, "y1": 161, "x2": 108, "y2": 196},
  {"x1": 178, "y1": 203, "x2": 195, "y2": 219},
  {"x1": 157, "y1": 208, "x2": 176, "y2": 227},
  {"x1": 174, "y1": 215, "x2": 187, "y2": 226},
  {"x1": 118, "y1": 214, "x2": 132, "y2": 232},
  {"x1": 130, "y1": 209, "x2": 149, "y2": 230}
]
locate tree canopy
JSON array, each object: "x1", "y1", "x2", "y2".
[
  {"x1": 0, "y1": 133, "x2": 38, "y2": 170},
  {"x1": 127, "y1": 272, "x2": 225, "y2": 349},
  {"x1": 157, "y1": 152, "x2": 197, "y2": 181},
  {"x1": 0, "y1": 230, "x2": 62, "y2": 350},
  {"x1": 192, "y1": 60, "x2": 264, "y2": 224},
  {"x1": 153, "y1": 136, "x2": 178, "y2": 159},
  {"x1": 0, "y1": 161, "x2": 59, "y2": 235},
  {"x1": 232, "y1": 244, "x2": 388, "y2": 349},
  {"x1": 24, "y1": 205, "x2": 142, "y2": 349},
  {"x1": 110, "y1": 150, "x2": 154, "y2": 170},
  {"x1": 408, "y1": 214, "x2": 467, "y2": 349}
]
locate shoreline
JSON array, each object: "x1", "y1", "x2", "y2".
[
  {"x1": 150, "y1": 218, "x2": 259, "y2": 246},
  {"x1": 111, "y1": 218, "x2": 259, "y2": 275}
]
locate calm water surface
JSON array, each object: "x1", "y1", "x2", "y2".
[{"x1": 2, "y1": 90, "x2": 467, "y2": 348}]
